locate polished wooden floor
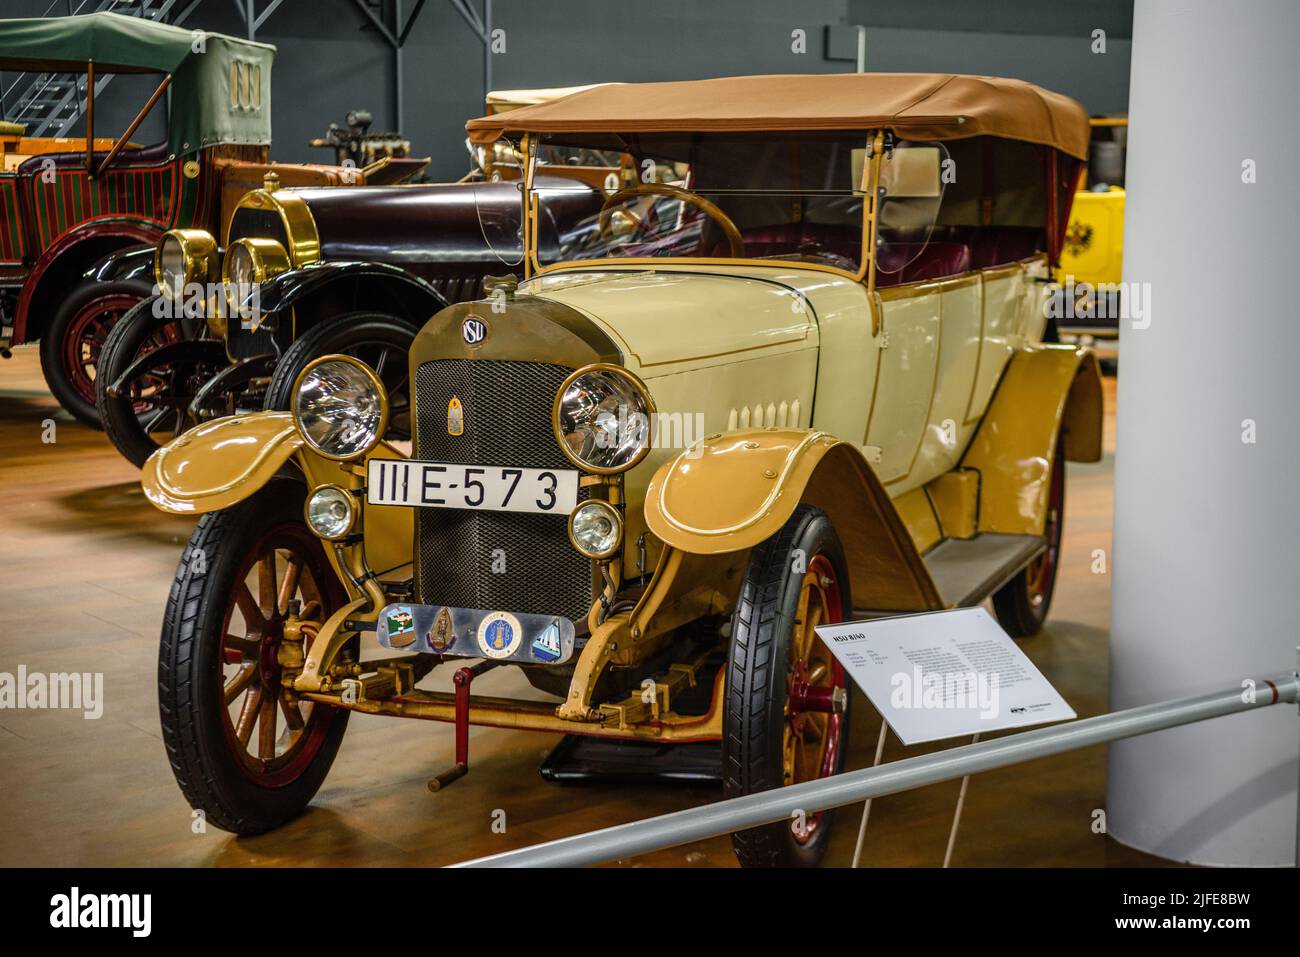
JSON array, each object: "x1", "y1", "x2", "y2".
[{"x1": 0, "y1": 344, "x2": 1169, "y2": 867}]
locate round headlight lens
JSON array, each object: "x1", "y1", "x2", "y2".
[
  {"x1": 305, "y1": 485, "x2": 355, "y2": 540},
  {"x1": 155, "y1": 229, "x2": 216, "y2": 301},
  {"x1": 223, "y1": 242, "x2": 257, "y2": 313},
  {"x1": 554, "y1": 365, "x2": 653, "y2": 473},
  {"x1": 156, "y1": 234, "x2": 187, "y2": 300},
  {"x1": 568, "y1": 500, "x2": 623, "y2": 560},
  {"x1": 292, "y1": 357, "x2": 388, "y2": 460}
]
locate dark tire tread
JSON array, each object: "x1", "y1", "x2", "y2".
[
  {"x1": 723, "y1": 504, "x2": 850, "y2": 868},
  {"x1": 158, "y1": 482, "x2": 347, "y2": 835}
]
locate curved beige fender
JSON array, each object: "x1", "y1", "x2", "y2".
[
  {"x1": 644, "y1": 429, "x2": 943, "y2": 614},
  {"x1": 961, "y1": 345, "x2": 1103, "y2": 536},
  {"x1": 142, "y1": 412, "x2": 413, "y2": 578},
  {"x1": 141, "y1": 413, "x2": 307, "y2": 514}
]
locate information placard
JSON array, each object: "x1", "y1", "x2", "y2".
[{"x1": 814, "y1": 607, "x2": 1075, "y2": 745}]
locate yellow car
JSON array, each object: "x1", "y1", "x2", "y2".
[
  {"x1": 140, "y1": 73, "x2": 1102, "y2": 867},
  {"x1": 1055, "y1": 117, "x2": 1127, "y2": 356}
]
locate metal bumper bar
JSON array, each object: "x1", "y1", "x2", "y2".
[{"x1": 454, "y1": 671, "x2": 1299, "y2": 868}]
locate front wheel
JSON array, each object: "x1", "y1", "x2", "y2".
[
  {"x1": 40, "y1": 278, "x2": 151, "y2": 427},
  {"x1": 158, "y1": 481, "x2": 350, "y2": 835},
  {"x1": 95, "y1": 297, "x2": 226, "y2": 467},
  {"x1": 723, "y1": 504, "x2": 851, "y2": 867}
]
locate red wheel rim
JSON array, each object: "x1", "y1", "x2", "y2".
[
  {"x1": 1025, "y1": 446, "x2": 1065, "y2": 609},
  {"x1": 218, "y1": 523, "x2": 342, "y2": 788},
  {"x1": 784, "y1": 553, "x2": 846, "y2": 844},
  {"x1": 121, "y1": 320, "x2": 186, "y2": 419},
  {"x1": 61, "y1": 293, "x2": 141, "y2": 409}
]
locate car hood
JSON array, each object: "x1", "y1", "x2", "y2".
[
  {"x1": 280, "y1": 175, "x2": 600, "y2": 267},
  {"x1": 520, "y1": 267, "x2": 818, "y2": 374}
]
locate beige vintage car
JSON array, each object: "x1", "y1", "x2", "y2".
[{"x1": 139, "y1": 73, "x2": 1102, "y2": 867}]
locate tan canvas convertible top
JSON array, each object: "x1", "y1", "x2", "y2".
[{"x1": 466, "y1": 72, "x2": 1089, "y2": 160}]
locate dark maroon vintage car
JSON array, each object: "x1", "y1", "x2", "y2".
[{"x1": 93, "y1": 148, "x2": 611, "y2": 465}]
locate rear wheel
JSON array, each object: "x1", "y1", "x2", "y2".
[
  {"x1": 158, "y1": 481, "x2": 350, "y2": 835},
  {"x1": 723, "y1": 504, "x2": 851, "y2": 867},
  {"x1": 262, "y1": 312, "x2": 417, "y2": 440},
  {"x1": 40, "y1": 278, "x2": 151, "y2": 427},
  {"x1": 992, "y1": 437, "x2": 1066, "y2": 636}
]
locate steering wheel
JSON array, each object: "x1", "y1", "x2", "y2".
[{"x1": 599, "y1": 183, "x2": 746, "y2": 258}]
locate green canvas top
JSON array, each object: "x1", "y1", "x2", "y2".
[{"x1": 0, "y1": 12, "x2": 276, "y2": 155}]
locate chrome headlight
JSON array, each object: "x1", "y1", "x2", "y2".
[
  {"x1": 155, "y1": 228, "x2": 216, "y2": 300},
  {"x1": 568, "y1": 500, "x2": 623, "y2": 560},
  {"x1": 292, "y1": 356, "x2": 389, "y2": 461},
  {"x1": 553, "y1": 363, "x2": 654, "y2": 474},
  {"x1": 223, "y1": 237, "x2": 289, "y2": 315},
  {"x1": 305, "y1": 485, "x2": 356, "y2": 540}
]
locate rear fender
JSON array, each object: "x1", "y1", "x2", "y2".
[
  {"x1": 15, "y1": 220, "x2": 162, "y2": 343},
  {"x1": 961, "y1": 345, "x2": 1103, "y2": 535},
  {"x1": 644, "y1": 429, "x2": 943, "y2": 613}
]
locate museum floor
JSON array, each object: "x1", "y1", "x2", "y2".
[{"x1": 0, "y1": 344, "x2": 1172, "y2": 867}]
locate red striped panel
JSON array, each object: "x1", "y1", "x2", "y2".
[{"x1": 30, "y1": 159, "x2": 177, "y2": 248}]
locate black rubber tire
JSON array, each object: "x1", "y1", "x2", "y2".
[
  {"x1": 262, "y1": 312, "x2": 419, "y2": 437},
  {"x1": 95, "y1": 296, "x2": 221, "y2": 468},
  {"x1": 992, "y1": 438, "x2": 1066, "y2": 637},
  {"x1": 40, "y1": 278, "x2": 151, "y2": 427},
  {"x1": 158, "y1": 481, "x2": 349, "y2": 835},
  {"x1": 723, "y1": 504, "x2": 852, "y2": 868}
]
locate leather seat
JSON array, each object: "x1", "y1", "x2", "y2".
[{"x1": 874, "y1": 241, "x2": 972, "y2": 287}]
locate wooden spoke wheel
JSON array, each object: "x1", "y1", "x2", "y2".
[
  {"x1": 782, "y1": 554, "x2": 848, "y2": 845},
  {"x1": 158, "y1": 482, "x2": 350, "y2": 834},
  {"x1": 96, "y1": 299, "x2": 228, "y2": 468},
  {"x1": 220, "y1": 525, "x2": 334, "y2": 787},
  {"x1": 40, "y1": 279, "x2": 151, "y2": 427},
  {"x1": 723, "y1": 504, "x2": 852, "y2": 867}
]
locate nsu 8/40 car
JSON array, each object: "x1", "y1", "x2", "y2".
[{"x1": 140, "y1": 74, "x2": 1102, "y2": 867}]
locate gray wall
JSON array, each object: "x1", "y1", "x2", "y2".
[{"x1": 3, "y1": 1, "x2": 1131, "y2": 179}]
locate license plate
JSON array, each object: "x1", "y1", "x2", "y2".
[{"x1": 367, "y1": 459, "x2": 579, "y2": 515}]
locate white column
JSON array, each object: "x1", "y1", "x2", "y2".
[{"x1": 1107, "y1": 0, "x2": 1300, "y2": 864}]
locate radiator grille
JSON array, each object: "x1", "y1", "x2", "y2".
[{"x1": 414, "y1": 359, "x2": 594, "y2": 624}]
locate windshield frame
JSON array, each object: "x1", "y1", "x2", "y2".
[{"x1": 520, "y1": 129, "x2": 887, "y2": 292}]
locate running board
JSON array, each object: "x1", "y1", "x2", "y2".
[
  {"x1": 923, "y1": 533, "x2": 1046, "y2": 608},
  {"x1": 850, "y1": 533, "x2": 1045, "y2": 619}
]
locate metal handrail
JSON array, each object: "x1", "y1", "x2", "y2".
[{"x1": 455, "y1": 671, "x2": 1299, "y2": 868}]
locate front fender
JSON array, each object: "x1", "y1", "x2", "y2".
[
  {"x1": 645, "y1": 429, "x2": 942, "y2": 613},
  {"x1": 143, "y1": 412, "x2": 415, "y2": 579},
  {"x1": 254, "y1": 260, "x2": 450, "y2": 319},
  {"x1": 84, "y1": 243, "x2": 155, "y2": 285},
  {"x1": 142, "y1": 412, "x2": 307, "y2": 514}
]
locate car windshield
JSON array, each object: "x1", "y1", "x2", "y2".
[{"x1": 525, "y1": 130, "x2": 873, "y2": 272}]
